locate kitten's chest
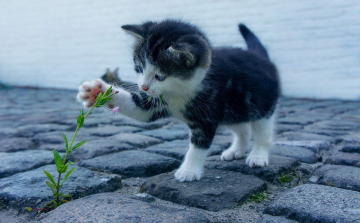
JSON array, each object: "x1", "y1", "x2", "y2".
[{"x1": 167, "y1": 97, "x2": 189, "y2": 123}]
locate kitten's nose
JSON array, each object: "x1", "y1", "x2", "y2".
[{"x1": 141, "y1": 85, "x2": 149, "y2": 92}]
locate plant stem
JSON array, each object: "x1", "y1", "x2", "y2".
[
  {"x1": 56, "y1": 172, "x2": 61, "y2": 203},
  {"x1": 63, "y1": 106, "x2": 95, "y2": 164},
  {"x1": 55, "y1": 105, "x2": 96, "y2": 203},
  {"x1": 84, "y1": 106, "x2": 96, "y2": 118}
]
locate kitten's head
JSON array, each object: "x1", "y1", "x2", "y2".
[
  {"x1": 101, "y1": 68, "x2": 121, "y2": 84},
  {"x1": 121, "y1": 20, "x2": 212, "y2": 97}
]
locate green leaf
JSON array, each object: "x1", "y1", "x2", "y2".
[
  {"x1": 59, "y1": 161, "x2": 73, "y2": 174},
  {"x1": 72, "y1": 141, "x2": 86, "y2": 150},
  {"x1": 43, "y1": 170, "x2": 56, "y2": 186},
  {"x1": 54, "y1": 193, "x2": 64, "y2": 198},
  {"x1": 62, "y1": 133, "x2": 68, "y2": 150},
  {"x1": 25, "y1": 207, "x2": 33, "y2": 211},
  {"x1": 95, "y1": 92, "x2": 103, "y2": 104},
  {"x1": 63, "y1": 193, "x2": 72, "y2": 198},
  {"x1": 98, "y1": 97, "x2": 113, "y2": 106},
  {"x1": 103, "y1": 86, "x2": 113, "y2": 97},
  {"x1": 60, "y1": 167, "x2": 75, "y2": 187},
  {"x1": 148, "y1": 96, "x2": 152, "y2": 102},
  {"x1": 66, "y1": 161, "x2": 73, "y2": 165},
  {"x1": 53, "y1": 150, "x2": 63, "y2": 173},
  {"x1": 77, "y1": 114, "x2": 85, "y2": 128},
  {"x1": 59, "y1": 165, "x2": 68, "y2": 174},
  {"x1": 159, "y1": 94, "x2": 164, "y2": 104},
  {"x1": 46, "y1": 181, "x2": 57, "y2": 195}
]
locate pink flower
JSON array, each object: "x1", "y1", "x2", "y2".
[{"x1": 112, "y1": 107, "x2": 119, "y2": 114}]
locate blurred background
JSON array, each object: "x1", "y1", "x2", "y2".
[{"x1": 0, "y1": 0, "x2": 359, "y2": 100}]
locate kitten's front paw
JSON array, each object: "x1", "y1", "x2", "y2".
[
  {"x1": 174, "y1": 167, "x2": 202, "y2": 182},
  {"x1": 77, "y1": 79, "x2": 109, "y2": 108},
  {"x1": 221, "y1": 147, "x2": 245, "y2": 161},
  {"x1": 246, "y1": 150, "x2": 269, "y2": 167}
]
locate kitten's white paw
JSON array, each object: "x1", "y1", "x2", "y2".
[
  {"x1": 221, "y1": 147, "x2": 245, "y2": 161},
  {"x1": 77, "y1": 79, "x2": 109, "y2": 108},
  {"x1": 174, "y1": 167, "x2": 202, "y2": 182},
  {"x1": 246, "y1": 150, "x2": 269, "y2": 167}
]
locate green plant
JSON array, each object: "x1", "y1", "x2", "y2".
[
  {"x1": 278, "y1": 174, "x2": 294, "y2": 184},
  {"x1": 249, "y1": 192, "x2": 267, "y2": 203},
  {"x1": 25, "y1": 87, "x2": 118, "y2": 213},
  {"x1": 148, "y1": 94, "x2": 164, "y2": 104}
]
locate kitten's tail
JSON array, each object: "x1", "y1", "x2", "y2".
[{"x1": 239, "y1": 24, "x2": 269, "y2": 60}]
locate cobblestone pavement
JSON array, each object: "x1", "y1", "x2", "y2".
[{"x1": 1, "y1": 88, "x2": 360, "y2": 223}]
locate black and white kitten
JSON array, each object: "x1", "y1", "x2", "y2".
[{"x1": 77, "y1": 20, "x2": 280, "y2": 182}]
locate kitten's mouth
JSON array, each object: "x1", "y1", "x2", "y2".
[{"x1": 147, "y1": 89, "x2": 162, "y2": 97}]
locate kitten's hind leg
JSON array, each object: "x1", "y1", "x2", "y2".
[
  {"x1": 246, "y1": 115, "x2": 275, "y2": 167},
  {"x1": 221, "y1": 123, "x2": 251, "y2": 161}
]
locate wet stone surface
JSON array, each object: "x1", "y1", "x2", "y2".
[
  {"x1": 205, "y1": 155, "x2": 300, "y2": 182},
  {"x1": 254, "y1": 215, "x2": 297, "y2": 223},
  {"x1": 79, "y1": 150, "x2": 181, "y2": 178},
  {"x1": 108, "y1": 133, "x2": 163, "y2": 148},
  {"x1": 270, "y1": 145, "x2": 318, "y2": 164},
  {"x1": 37, "y1": 143, "x2": 69, "y2": 153},
  {"x1": 0, "y1": 137, "x2": 39, "y2": 152},
  {"x1": 324, "y1": 152, "x2": 360, "y2": 167},
  {"x1": 0, "y1": 150, "x2": 57, "y2": 178},
  {"x1": 69, "y1": 139, "x2": 135, "y2": 161},
  {"x1": 16, "y1": 124, "x2": 71, "y2": 137},
  {"x1": 312, "y1": 164, "x2": 360, "y2": 191},
  {"x1": 275, "y1": 140, "x2": 331, "y2": 153},
  {"x1": 1, "y1": 88, "x2": 360, "y2": 222},
  {"x1": 341, "y1": 145, "x2": 360, "y2": 153},
  {"x1": 264, "y1": 184, "x2": 360, "y2": 222},
  {"x1": 81, "y1": 125, "x2": 143, "y2": 137},
  {"x1": 141, "y1": 169, "x2": 267, "y2": 211},
  {"x1": 0, "y1": 165, "x2": 121, "y2": 210},
  {"x1": 40, "y1": 193, "x2": 210, "y2": 223},
  {"x1": 277, "y1": 131, "x2": 340, "y2": 143},
  {"x1": 143, "y1": 143, "x2": 224, "y2": 160},
  {"x1": 139, "y1": 128, "x2": 189, "y2": 141},
  {"x1": 33, "y1": 131, "x2": 92, "y2": 144}
]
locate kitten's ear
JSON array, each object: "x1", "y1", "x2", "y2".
[
  {"x1": 113, "y1": 68, "x2": 119, "y2": 76},
  {"x1": 122, "y1": 22, "x2": 156, "y2": 39},
  {"x1": 121, "y1": 24, "x2": 145, "y2": 39},
  {"x1": 168, "y1": 45, "x2": 196, "y2": 68}
]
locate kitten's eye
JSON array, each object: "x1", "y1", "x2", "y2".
[
  {"x1": 135, "y1": 66, "x2": 143, "y2": 73},
  {"x1": 155, "y1": 74, "x2": 166, "y2": 82}
]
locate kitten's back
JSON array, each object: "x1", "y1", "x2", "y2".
[{"x1": 101, "y1": 68, "x2": 137, "y2": 91}]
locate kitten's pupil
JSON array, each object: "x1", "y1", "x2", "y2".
[
  {"x1": 155, "y1": 74, "x2": 165, "y2": 81},
  {"x1": 135, "y1": 66, "x2": 143, "y2": 73}
]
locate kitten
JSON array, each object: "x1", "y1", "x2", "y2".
[
  {"x1": 101, "y1": 68, "x2": 121, "y2": 84},
  {"x1": 101, "y1": 68, "x2": 137, "y2": 91},
  {"x1": 77, "y1": 20, "x2": 280, "y2": 182}
]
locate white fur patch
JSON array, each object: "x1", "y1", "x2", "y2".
[
  {"x1": 246, "y1": 115, "x2": 275, "y2": 167},
  {"x1": 77, "y1": 79, "x2": 156, "y2": 122},
  {"x1": 158, "y1": 68, "x2": 207, "y2": 121},
  {"x1": 174, "y1": 144, "x2": 208, "y2": 182},
  {"x1": 138, "y1": 59, "x2": 156, "y2": 90},
  {"x1": 221, "y1": 123, "x2": 251, "y2": 161}
]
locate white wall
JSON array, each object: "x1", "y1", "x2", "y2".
[{"x1": 0, "y1": 0, "x2": 359, "y2": 100}]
